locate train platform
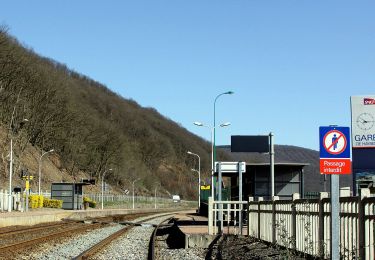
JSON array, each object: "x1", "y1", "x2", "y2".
[
  {"x1": 174, "y1": 211, "x2": 209, "y2": 234},
  {"x1": 0, "y1": 207, "x2": 179, "y2": 228},
  {"x1": 172, "y1": 210, "x2": 217, "y2": 248}
]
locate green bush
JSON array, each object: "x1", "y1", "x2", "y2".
[
  {"x1": 43, "y1": 198, "x2": 63, "y2": 208},
  {"x1": 89, "y1": 200, "x2": 97, "y2": 208},
  {"x1": 28, "y1": 195, "x2": 44, "y2": 208},
  {"x1": 83, "y1": 196, "x2": 97, "y2": 208}
]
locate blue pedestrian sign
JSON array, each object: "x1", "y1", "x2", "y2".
[
  {"x1": 319, "y1": 126, "x2": 352, "y2": 175},
  {"x1": 319, "y1": 126, "x2": 351, "y2": 159}
]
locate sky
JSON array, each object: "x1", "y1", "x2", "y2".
[{"x1": 1, "y1": 1, "x2": 374, "y2": 150}]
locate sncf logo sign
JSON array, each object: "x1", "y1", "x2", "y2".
[{"x1": 364, "y1": 98, "x2": 375, "y2": 105}]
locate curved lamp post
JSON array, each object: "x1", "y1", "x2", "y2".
[
  {"x1": 187, "y1": 151, "x2": 201, "y2": 211},
  {"x1": 193, "y1": 121, "x2": 230, "y2": 199},
  {"x1": 101, "y1": 168, "x2": 112, "y2": 210},
  {"x1": 213, "y1": 91, "x2": 234, "y2": 163},
  {"x1": 38, "y1": 149, "x2": 54, "y2": 195}
]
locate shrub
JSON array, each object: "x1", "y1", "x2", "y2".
[
  {"x1": 28, "y1": 195, "x2": 44, "y2": 208},
  {"x1": 83, "y1": 196, "x2": 97, "y2": 208},
  {"x1": 88, "y1": 200, "x2": 97, "y2": 208},
  {"x1": 43, "y1": 198, "x2": 63, "y2": 208}
]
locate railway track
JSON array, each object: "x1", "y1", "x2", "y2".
[
  {"x1": 0, "y1": 212, "x2": 163, "y2": 259},
  {"x1": 73, "y1": 224, "x2": 132, "y2": 260},
  {"x1": 73, "y1": 213, "x2": 174, "y2": 260},
  {"x1": 148, "y1": 217, "x2": 174, "y2": 260},
  {"x1": 0, "y1": 222, "x2": 103, "y2": 252},
  {"x1": 0, "y1": 220, "x2": 79, "y2": 238}
]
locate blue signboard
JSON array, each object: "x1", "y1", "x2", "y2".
[{"x1": 319, "y1": 126, "x2": 351, "y2": 159}]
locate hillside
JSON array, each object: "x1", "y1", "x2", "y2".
[{"x1": 0, "y1": 27, "x2": 232, "y2": 199}]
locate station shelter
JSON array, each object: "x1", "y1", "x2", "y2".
[
  {"x1": 51, "y1": 182, "x2": 89, "y2": 210},
  {"x1": 199, "y1": 162, "x2": 307, "y2": 217},
  {"x1": 228, "y1": 162, "x2": 308, "y2": 201},
  {"x1": 201, "y1": 162, "x2": 308, "y2": 202}
]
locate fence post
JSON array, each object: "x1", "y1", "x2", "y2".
[
  {"x1": 248, "y1": 197, "x2": 254, "y2": 236},
  {"x1": 272, "y1": 196, "x2": 279, "y2": 244},
  {"x1": 292, "y1": 193, "x2": 300, "y2": 251},
  {"x1": 4, "y1": 189, "x2": 8, "y2": 211},
  {"x1": 319, "y1": 192, "x2": 329, "y2": 258},
  {"x1": 359, "y1": 188, "x2": 370, "y2": 260},
  {"x1": 258, "y1": 197, "x2": 263, "y2": 240},
  {"x1": 0, "y1": 189, "x2": 3, "y2": 211},
  {"x1": 208, "y1": 196, "x2": 213, "y2": 235}
]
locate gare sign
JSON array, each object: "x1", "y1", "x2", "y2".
[{"x1": 351, "y1": 96, "x2": 375, "y2": 148}]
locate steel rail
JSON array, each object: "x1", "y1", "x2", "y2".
[
  {"x1": 0, "y1": 223, "x2": 102, "y2": 252},
  {"x1": 0, "y1": 221, "x2": 78, "y2": 237},
  {"x1": 148, "y1": 217, "x2": 173, "y2": 260},
  {"x1": 73, "y1": 213, "x2": 174, "y2": 260},
  {"x1": 73, "y1": 225, "x2": 132, "y2": 260}
]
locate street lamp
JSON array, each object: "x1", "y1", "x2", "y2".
[
  {"x1": 193, "y1": 121, "x2": 230, "y2": 200},
  {"x1": 213, "y1": 91, "x2": 234, "y2": 163},
  {"x1": 132, "y1": 178, "x2": 140, "y2": 210},
  {"x1": 101, "y1": 168, "x2": 112, "y2": 210},
  {"x1": 187, "y1": 151, "x2": 201, "y2": 211},
  {"x1": 8, "y1": 118, "x2": 28, "y2": 212},
  {"x1": 38, "y1": 149, "x2": 54, "y2": 195}
]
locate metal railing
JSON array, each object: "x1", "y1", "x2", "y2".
[
  {"x1": 208, "y1": 197, "x2": 248, "y2": 235},
  {"x1": 0, "y1": 190, "x2": 187, "y2": 211},
  {"x1": 85, "y1": 194, "x2": 170, "y2": 203},
  {"x1": 0, "y1": 189, "x2": 23, "y2": 211}
]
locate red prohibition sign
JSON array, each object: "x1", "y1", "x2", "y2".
[{"x1": 323, "y1": 130, "x2": 347, "y2": 155}]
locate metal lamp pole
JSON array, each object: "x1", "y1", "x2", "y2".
[
  {"x1": 8, "y1": 118, "x2": 28, "y2": 212},
  {"x1": 101, "y1": 168, "x2": 112, "y2": 210},
  {"x1": 132, "y1": 178, "x2": 140, "y2": 209},
  {"x1": 194, "y1": 122, "x2": 230, "y2": 200},
  {"x1": 38, "y1": 149, "x2": 54, "y2": 195},
  {"x1": 187, "y1": 151, "x2": 201, "y2": 210},
  {"x1": 8, "y1": 138, "x2": 13, "y2": 212},
  {"x1": 213, "y1": 91, "x2": 234, "y2": 163}
]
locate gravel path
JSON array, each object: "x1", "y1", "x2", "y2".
[
  {"x1": 158, "y1": 247, "x2": 206, "y2": 260},
  {"x1": 207, "y1": 235, "x2": 306, "y2": 259}
]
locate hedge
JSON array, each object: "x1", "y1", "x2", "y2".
[
  {"x1": 43, "y1": 198, "x2": 63, "y2": 208},
  {"x1": 28, "y1": 194, "x2": 44, "y2": 208},
  {"x1": 83, "y1": 196, "x2": 97, "y2": 208}
]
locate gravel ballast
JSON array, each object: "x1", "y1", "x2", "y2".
[
  {"x1": 16, "y1": 212, "x2": 208, "y2": 259},
  {"x1": 24, "y1": 224, "x2": 125, "y2": 260}
]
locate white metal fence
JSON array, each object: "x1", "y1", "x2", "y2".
[
  {"x1": 85, "y1": 193, "x2": 184, "y2": 209},
  {"x1": 85, "y1": 194, "x2": 170, "y2": 203},
  {"x1": 1, "y1": 190, "x2": 190, "y2": 211},
  {"x1": 208, "y1": 198, "x2": 248, "y2": 235},
  {"x1": 0, "y1": 189, "x2": 24, "y2": 211},
  {"x1": 248, "y1": 189, "x2": 375, "y2": 259}
]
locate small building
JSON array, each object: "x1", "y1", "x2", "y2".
[
  {"x1": 51, "y1": 183, "x2": 88, "y2": 210},
  {"x1": 210, "y1": 162, "x2": 307, "y2": 201},
  {"x1": 229, "y1": 162, "x2": 308, "y2": 200}
]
